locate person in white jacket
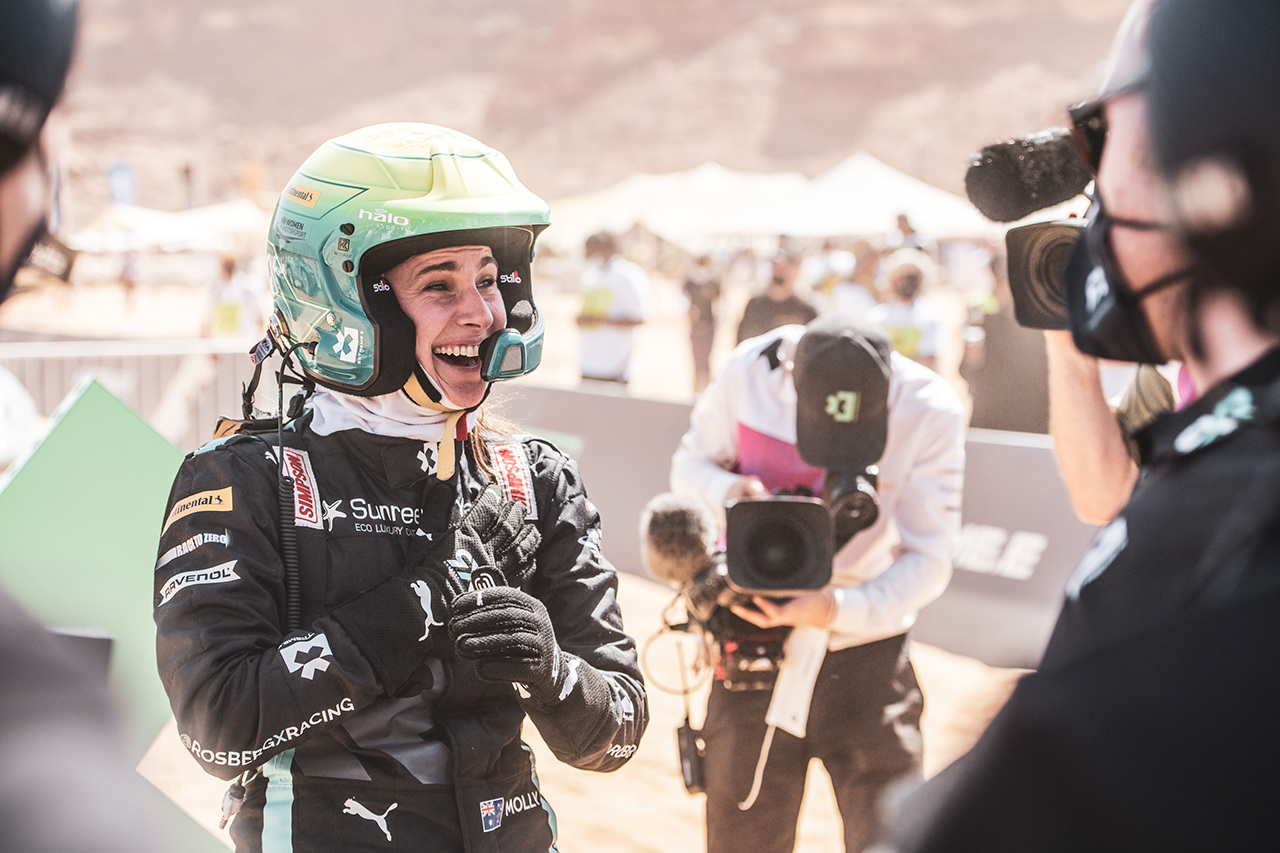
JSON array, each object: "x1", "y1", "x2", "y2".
[{"x1": 670, "y1": 314, "x2": 966, "y2": 853}]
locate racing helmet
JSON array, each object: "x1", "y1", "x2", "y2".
[{"x1": 267, "y1": 122, "x2": 551, "y2": 398}]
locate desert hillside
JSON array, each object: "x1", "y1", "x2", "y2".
[{"x1": 56, "y1": 0, "x2": 1130, "y2": 229}]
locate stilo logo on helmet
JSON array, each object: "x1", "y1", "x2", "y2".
[{"x1": 266, "y1": 122, "x2": 552, "y2": 400}]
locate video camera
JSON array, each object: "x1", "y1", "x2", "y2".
[
  {"x1": 963, "y1": 126, "x2": 1093, "y2": 330},
  {"x1": 645, "y1": 467, "x2": 881, "y2": 692}
]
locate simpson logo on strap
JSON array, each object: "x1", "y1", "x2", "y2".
[
  {"x1": 493, "y1": 443, "x2": 537, "y2": 521},
  {"x1": 282, "y1": 448, "x2": 324, "y2": 529}
]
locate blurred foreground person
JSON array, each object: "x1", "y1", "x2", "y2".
[
  {"x1": 1, "y1": 1, "x2": 159, "y2": 851},
  {"x1": 671, "y1": 315, "x2": 966, "y2": 852},
  {"x1": 892, "y1": 1, "x2": 1280, "y2": 849},
  {"x1": 154, "y1": 123, "x2": 647, "y2": 852}
]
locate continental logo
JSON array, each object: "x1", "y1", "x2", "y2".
[
  {"x1": 163, "y1": 488, "x2": 233, "y2": 534},
  {"x1": 284, "y1": 182, "x2": 321, "y2": 208},
  {"x1": 282, "y1": 448, "x2": 323, "y2": 529}
]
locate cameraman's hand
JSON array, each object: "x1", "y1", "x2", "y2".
[
  {"x1": 731, "y1": 591, "x2": 836, "y2": 630},
  {"x1": 725, "y1": 476, "x2": 768, "y2": 502}
]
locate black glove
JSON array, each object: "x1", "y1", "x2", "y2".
[
  {"x1": 449, "y1": 586, "x2": 571, "y2": 705},
  {"x1": 433, "y1": 482, "x2": 541, "y2": 594},
  {"x1": 333, "y1": 482, "x2": 537, "y2": 696}
]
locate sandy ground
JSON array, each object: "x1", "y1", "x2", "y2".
[{"x1": 523, "y1": 575, "x2": 1025, "y2": 852}]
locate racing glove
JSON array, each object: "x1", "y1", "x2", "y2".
[
  {"x1": 440, "y1": 481, "x2": 541, "y2": 590},
  {"x1": 450, "y1": 586, "x2": 572, "y2": 705},
  {"x1": 333, "y1": 483, "x2": 537, "y2": 695}
]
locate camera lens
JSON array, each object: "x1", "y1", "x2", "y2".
[
  {"x1": 1005, "y1": 220, "x2": 1083, "y2": 330},
  {"x1": 746, "y1": 519, "x2": 807, "y2": 581},
  {"x1": 725, "y1": 496, "x2": 833, "y2": 594}
]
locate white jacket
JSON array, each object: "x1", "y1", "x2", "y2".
[{"x1": 670, "y1": 325, "x2": 967, "y2": 651}]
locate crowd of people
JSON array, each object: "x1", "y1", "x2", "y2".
[
  {"x1": 570, "y1": 223, "x2": 1043, "y2": 435},
  {"x1": 2, "y1": 0, "x2": 1278, "y2": 851}
]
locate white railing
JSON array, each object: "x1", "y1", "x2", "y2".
[{"x1": 0, "y1": 338, "x2": 268, "y2": 452}]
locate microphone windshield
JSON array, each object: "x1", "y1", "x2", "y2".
[
  {"x1": 965, "y1": 127, "x2": 1093, "y2": 223},
  {"x1": 640, "y1": 492, "x2": 718, "y2": 587}
]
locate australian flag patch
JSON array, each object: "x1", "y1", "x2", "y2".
[{"x1": 480, "y1": 798, "x2": 504, "y2": 833}]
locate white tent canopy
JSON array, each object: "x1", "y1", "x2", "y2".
[
  {"x1": 538, "y1": 154, "x2": 1038, "y2": 255},
  {"x1": 68, "y1": 197, "x2": 271, "y2": 255},
  {"x1": 540, "y1": 162, "x2": 810, "y2": 254},
  {"x1": 718, "y1": 152, "x2": 1005, "y2": 241}
]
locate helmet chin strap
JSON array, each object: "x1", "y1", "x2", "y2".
[{"x1": 401, "y1": 365, "x2": 490, "y2": 481}]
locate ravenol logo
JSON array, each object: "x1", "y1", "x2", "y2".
[
  {"x1": 479, "y1": 798, "x2": 504, "y2": 833},
  {"x1": 825, "y1": 390, "x2": 861, "y2": 423},
  {"x1": 158, "y1": 560, "x2": 240, "y2": 605}
]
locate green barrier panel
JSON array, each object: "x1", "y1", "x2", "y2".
[{"x1": 0, "y1": 375, "x2": 228, "y2": 851}]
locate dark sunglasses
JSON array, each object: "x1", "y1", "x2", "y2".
[{"x1": 1068, "y1": 98, "x2": 1106, "y2": 174}]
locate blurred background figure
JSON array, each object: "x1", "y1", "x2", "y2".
[
  {"x1": 576, "y1": 230, "x2": 652, "y2": 386},
  {"x1": 887, "y1": 213, "x2": 936, "y2": 258},
  {"x1": 203, "y1": 254, "x2": 264, "y2": 339},
  {"x1": 0, "y1": 0, "x2": 159, "y2": 850},
  {"x1": 118, "y1": 248, "x2": 138, "y2": 309},
  {"x1": 682, "y1": 253, "x2": 721, "y2": 392},
  {"x1": 959, "y1": 266, "x2": 1051, "y2": 434},
  {"x1": 867, "y1": 249, "x2": 943, "y2": 372},
  {"x1": 735, "y1": 247, "x2": 817, "y2": 344},
  {"x1": 804, "y1": 240, "x2": 877, "y2": 318},
  {"x1": 826, "y1": 253, "x2": 878, "y2": 318}
]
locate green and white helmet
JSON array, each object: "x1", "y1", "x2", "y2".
[{"x1": 267, "y1": 122, "x2": 551, "y2": 398}]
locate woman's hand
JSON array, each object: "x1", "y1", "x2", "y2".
[{"x1": 730, "y1": 590, "x2": 835, "y2": 630}]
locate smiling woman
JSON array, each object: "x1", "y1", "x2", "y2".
[
  {"x1": 383, "y1": 245, "x2": 506, "y2": 409},
  {"x1": 152, "y1": 123, "x2": 649, "y2": 853}
]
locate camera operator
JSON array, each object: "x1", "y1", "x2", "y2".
[
  {"x1": 890, "y1": 1, "x2": 1280, "y2": 849},
  {"x1": 669, "y1": 315, "x2": 966, "y2": 853}
]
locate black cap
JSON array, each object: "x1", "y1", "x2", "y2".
[
  {"x1": 792, "y1": 314, "x2": 892, "y2": 471},
  {"x1": 0, "y1": 0, "x2": 79, "y2": 168}
]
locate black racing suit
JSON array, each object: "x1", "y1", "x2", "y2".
[
  {"x1": 891, "y1": 347, "x2": 1280, "y2": 852},
  {"x1": 154, "y1": 413, "x2": 647, "y2": 853},
  {"x1": 1041, "y1": 346, "x2": 1280, "y2": 668}
]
